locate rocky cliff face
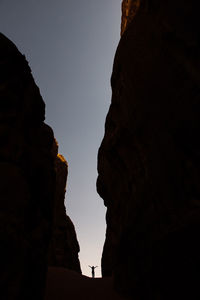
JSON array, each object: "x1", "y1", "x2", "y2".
[
  {"x1": 0, "y1": 33, "x2": 80, "y2": 299},
  {"x1": 121, "y1": 0, "x2": 140, "y2": 35},
  {"x1": 48, "y1": 143, "x2": 81, "y2": 273},
  {"x1": 97, "y1": 1, "x2": 200, "y2": 299}
]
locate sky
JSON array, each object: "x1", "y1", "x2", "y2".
[{"x1": 0, "y1": 0, "x2": 121, "y2": 277}]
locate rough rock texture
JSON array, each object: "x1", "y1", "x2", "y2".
[
  {"x1": 97, "y1": 1, "x2": 200, "y2": 299},
  {"x1": 48, "y1": 144, "x2": 81, "y2": 273},
  {"x1": 0, "y1": 33, "x2": 80, "y2": 299},
  {"x1": 121, "y1": 0, "x2": 140, "y2": 35}
]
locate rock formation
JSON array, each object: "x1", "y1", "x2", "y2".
[
  {"x1": 121, "y1": 0, "x2": 140, "y2": 35},
  {"x1": 97, "y1": 1, "x2": 200, "y2": 299},
  {"x1": 0, "y1": 33, "x2": 80, "y2": 299},
  {"x1": 48, "y1": 142, "x2": 81, "y2": 273}
]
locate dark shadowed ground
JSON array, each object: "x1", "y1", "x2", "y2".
[{"x1": 45, "y1": 267, "x2": 126, "y2": 300}]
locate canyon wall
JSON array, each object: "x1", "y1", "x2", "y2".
[
  {"x1": 121, "y1": 0, "x2": 140, "y2": 35},
  {"x1": 0, "y1": 33, "x2": 80, "y2": 299},
  {"x1": 97, "y1": 1, "x2": 200, "y2": 299},
  {"x1": 48, "y1": 145, "x2": 81, "y2": 273}
]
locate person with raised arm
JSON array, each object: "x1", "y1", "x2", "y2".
[{"x1": 88, "y1": 265, "x2": 98, "y2": 278}]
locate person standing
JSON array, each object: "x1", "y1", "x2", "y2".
[{"x1": 88, "y1": 265, "x2": 98, "y2": 278}]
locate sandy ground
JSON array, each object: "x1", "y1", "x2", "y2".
[{"x1": 45, "y1": 267, "x2": 125, "y2": 300}]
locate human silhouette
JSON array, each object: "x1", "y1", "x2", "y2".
[{"x1": 88, "y1": 265, "x2": 98, "y2": 278}]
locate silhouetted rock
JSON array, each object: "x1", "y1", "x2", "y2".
[
  {"x1": 0, "y1": 32, "x2": 55, "y2": 300},
  {"x1": 0, "y1": 33, "x2": 80, "y2": 299},
  {"x1": 97, "y1": 1, "x2": 200, "y2": 299},
  {"x1": 48, "y1": 142, "x2": 81, "y2": 273}
]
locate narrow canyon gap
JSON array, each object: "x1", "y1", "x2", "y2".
[
  {"x1": 0, "y1": 0, "x2": 122, "y2": 277},
  {"x1": 1, "y1": 1, "x2": 200, "y2": 299}
]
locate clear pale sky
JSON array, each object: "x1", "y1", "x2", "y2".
[{"x1": 0, "y1": 0, "x2": 121, "y2": 277}]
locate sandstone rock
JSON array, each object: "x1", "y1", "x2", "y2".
[
  {"x1": 0, "y1": 32, "x2": 56, "y2": 299},
  {"x1": 0, "y1": 33, "x2": 81, "y2": 299},
  {"x1": 121, "y1": 0, "x2": 140, "y2": 36},
  {"x1": 97, "y1": 1, "x2": 200, "y2": 299},
  {"x1": 48, "y1": 142, "x2": 81, "y2": 273}
]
